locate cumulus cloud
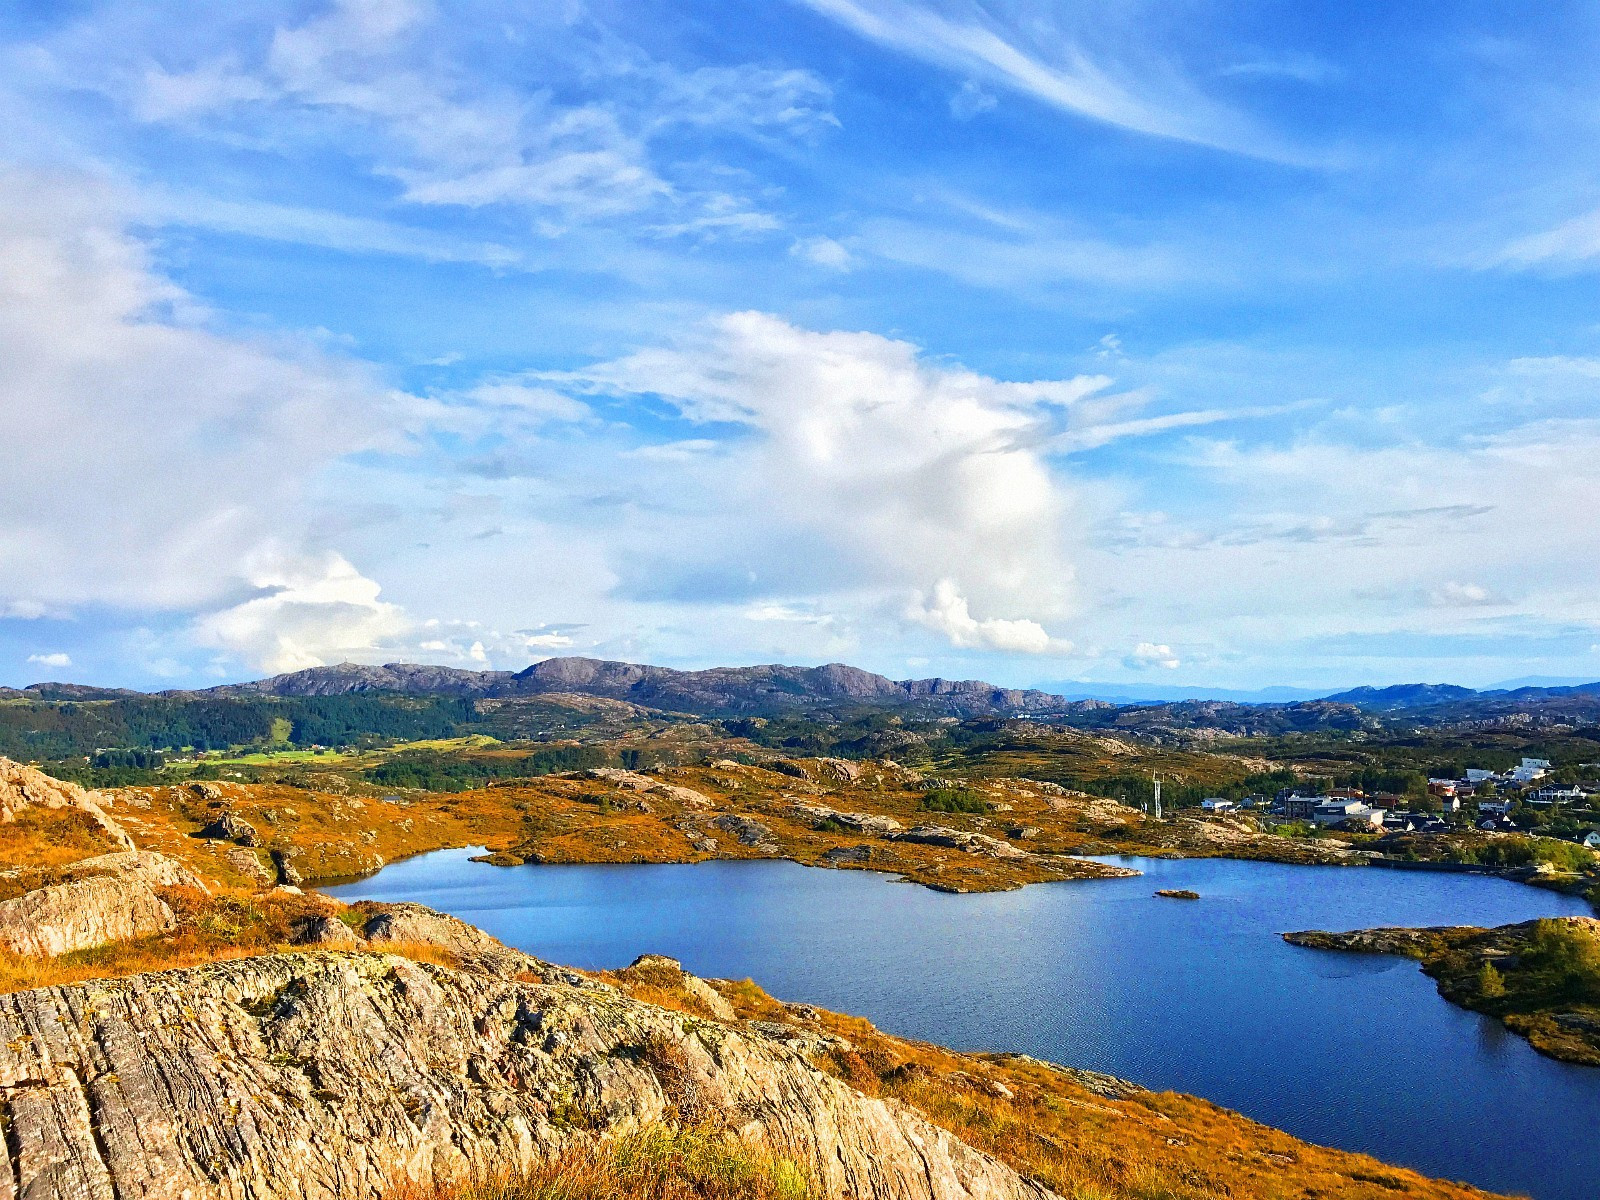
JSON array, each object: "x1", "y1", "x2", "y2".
[
  {"x1": 26, "y1": 653, "x2": 72, "y2": 669},
  {"x1": 0, "y1": 170, "x2": 398, "y2": 620},
  {"x1": 193, "y1": 550, "x2": 409, "y2": 673},
  {"x1": 908, "y1": 580, "x2": 1070, "y2": 654},
  {"x1": 1124, "y1": 641, "x2": 1180, "y2": 670},
  {"x1": 549, "y1": 311, "x2": 1101, "y2": 649}
]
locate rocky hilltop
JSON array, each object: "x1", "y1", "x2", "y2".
[{"x1": 182, "y1": 657, "x2": 1077, "y2": 717}]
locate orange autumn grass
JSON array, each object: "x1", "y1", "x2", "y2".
[{"x1": 385, "y1": 1125, "x2": 810, "y2": 1200}]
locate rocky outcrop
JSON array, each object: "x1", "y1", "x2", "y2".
[
  {"x1": 1283, "y1": 927, "x2": 1441, "y2": 957},
  {"x1": 791, "y1": 803, "x2": 902, "y2": 836},
  {"x1": 0, "y1": 874, "x2": 176, "y2": 957},
  {"x1": 712, "y1": 814, "x2": 779, "y2": 851},
  {"x1": 0, "y1": 950, "x2": 1059, "y2": 1200},
  {"x1": 0, "y1": 758, "x2": 135, "y2": 851},
  {"x1": 62, "y1": 850, "x2": 207, "y2": 892},
  {"x1": 361, "y1": 902, "x2": 507, "y2": 957},
  {"x1": 198, "y1": 811, "x2": 261, "y2": 846},
  {"x1": 581, "y1": 769, "x2": 712, "y2": 809},
  {"x1": 885, "y1": 826, "x2": 1027, "y2": 859}
]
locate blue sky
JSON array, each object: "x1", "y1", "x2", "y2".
[{"x1": 2, "y1": 0, "x2": 1599, "y2": 692}]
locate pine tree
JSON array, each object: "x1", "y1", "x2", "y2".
[{"x1": 1476, "y1": 960, "x2": 1507, "y2": 999}]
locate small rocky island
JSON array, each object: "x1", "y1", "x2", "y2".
[{"x1": 1156, "y1": 888, "x2": 1200, "y2": 900}]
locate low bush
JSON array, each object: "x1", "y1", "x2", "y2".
[{"x1": 920, "y1": 788, "x2": 988, "y2": 814}]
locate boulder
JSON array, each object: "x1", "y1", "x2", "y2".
[
  {"x1": 268, "y1": 847, "x2": 304, "y2": 886},
  {"x1": 362, "y1": 902, "x2": 508, "y2": 956},
  {"x1": 815, "y1": 757, "x2": 862, "y2": 783},
  {"x1": 791, "y1": 803, "x2": 902, "y2": 836},
  {"x1": 296, "y1": 914, "x2": 367, "y2": 948},
  {"x1": 711, "y1": 814, "x2": 779, "y2": 850},
  {"x1": 60, "y1": 850, "x2": 207, "y2": 893},
  {"x1": 198, "y1": 810, "x2": 261, "y2": 846},
  {"x1": 226, "y1": 847, "x2": 275, "y2": 885},
  {"x1": 0, "y1": 875, "x2": 175, "y2": 957}
]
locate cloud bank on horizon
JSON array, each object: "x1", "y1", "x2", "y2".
[{"x1": 1, "y1": 0, "x2": 1599, "y2": 691}]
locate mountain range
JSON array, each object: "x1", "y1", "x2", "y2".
[{"x1": 7, "y1": 658, "x2": 1600, "y2": 726}]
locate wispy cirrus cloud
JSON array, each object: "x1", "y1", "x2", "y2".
[{"x1": 793, "y1": 0, "x2": 1325, "y2": 163}]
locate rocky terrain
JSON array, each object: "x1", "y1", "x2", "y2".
[
  {"x1": 0, "y1": 756, "x2": 1521, "y2": 1199},
  {"x1": 1285, "y1": 916, "x2": 1600, "y2": 1066}
]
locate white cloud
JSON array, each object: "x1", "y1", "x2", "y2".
[
  {"x1": 113, "y1": 0, "x2": 833, "y2": 234},
  {"x1": 193, "y1": 549, "x2": 409, "y2": 674},
  {"x1": 908, "y1": 580, "x2": 1069, "y2": 653},
  {"x1": 1497, "y1": 208, "x2": 1600, "y2": 269},
  {"x1": 25, "y1": 652, "x2": 72, "y2": 669},
  {"x1": 2, "y1": 601, "x2": 53, "y2": 621},
  {"x1": 549, "y1": 311, "x2": 1105, "y2": 647},
  {"x1": 1124, "y1": 641, "x2": 1180, "y2": 670},
  {"x1": 1428, "y1": 581, "x2": 1496, "y2": 607},
  {"x1": 949, "y1": 80, "x2": 997, "y2": 119},
  {"x1": 791, "y1": 235, "x2": 854, "y2": 270},
  {"x1": 0, "y1": 169, "x2": 398, "y2": 618},
  {"x1": 794, "y1": 0, "x2": 1317, "y2": 162}
]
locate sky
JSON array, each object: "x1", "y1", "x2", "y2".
[{"x1": 2, "y1": 0, "x2": 1599, "y2": 694}]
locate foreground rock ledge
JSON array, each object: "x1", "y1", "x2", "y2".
[{"x1": 0, "y1": 950, "x2": 1056, "y2": 1200}]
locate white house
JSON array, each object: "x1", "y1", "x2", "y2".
[
  {"x1": 1312, "y1": 799, "x2": 1386, "y2": 829},
  {"x1": 1583, "y1": 832, "x2": 1600, "y2": 850},
  {"x1": 1201, "y1": 797, "x2": 1236, "y2": 813},
  {"x1": 1465, "y1": 768, "x2": 1497, "y2": 784},
  {"x1": 1507, "y1": 757, "x2": 1552, "y2": 784}
]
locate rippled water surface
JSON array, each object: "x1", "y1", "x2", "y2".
[{"x1": 329, "y1": 851, "x2": 1600, "y2": 1200}]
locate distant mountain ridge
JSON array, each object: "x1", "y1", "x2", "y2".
[
  {"x1": 176, "y1": 657, "x2": 1084, "y2": 718},
  {"x1": 7, "y1": 658, "x2": 1600, "y2": 728}
]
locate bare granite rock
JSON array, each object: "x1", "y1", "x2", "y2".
[
  {"x1": 712, "y1": 814, "x2": 779, "y2": 851},
  {"x1": 791, "y1": 803, "x2": 902, "y2": 836},
  {"x1": 0, "y1": 950, "x2": 1060, "y2": 1200},
  {"x1": 0, "y1": 757, "x2": 135, "y2": 851},
  {"x1": 198, "y1": 811, "x2": 261, "y2": 846},
  {"x1": 361, "y1": 902, "x2": 508, "y2": 957},
  {"x1": 61, "y1": 850, "x2": 208, "y2": 893},
  {"x1": 0, "y1": 874, "x2": 176, "y2": 957},
  {"x1": 884, "y1": 826, "x2": 1028, "y2": 859}
]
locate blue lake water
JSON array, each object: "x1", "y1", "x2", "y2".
[{"x1": 328, "y1": 851, "x2": 1600, "y2": 1200}]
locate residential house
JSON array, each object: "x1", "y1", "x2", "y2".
[
  {"x1": 1313, "y1": 799, "x2": 1386, "y2": 829},
  {"x1": 1282, "y1": 794, "x2": 1320, "y2": 821},
  {"x1": 1201, "y1": 797, "x2": 1236, "y2": 813}
]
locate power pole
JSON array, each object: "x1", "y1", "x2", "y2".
[{"x1": 1151, "y1": 771, "x2": 1163, "y2": 821}]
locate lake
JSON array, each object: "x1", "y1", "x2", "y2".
[{"x1": 328, "y1": 851, "x2": 1600, "y2": 1200}]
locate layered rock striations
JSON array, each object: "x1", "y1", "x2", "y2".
[{"x1": 0, "y1": 948, "x2": 1057, "y2": 1200}]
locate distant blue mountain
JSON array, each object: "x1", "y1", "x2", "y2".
[
  {"x1": 1319, "y1": 683, "x2": 1479, "y2": 710},
  {"x1": 1038, "y1": 682, "x2": 1330, "y2": 705}
]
